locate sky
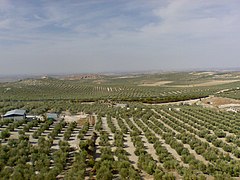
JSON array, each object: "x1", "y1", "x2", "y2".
[{"x1": 0, "y1": 0, "x2": 240, "y2": 75}]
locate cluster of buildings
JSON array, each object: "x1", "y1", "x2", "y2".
[{"x1": 1, "y1": 109, "x2": 60, "y2": 121}]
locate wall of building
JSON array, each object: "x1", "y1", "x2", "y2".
[{"x1": 3, "y1": 115, "x2": 25, "y2": 121}]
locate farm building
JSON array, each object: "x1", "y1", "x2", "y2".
[
  {"x1": 46, "y1": 113, "x2": 59, "y2": 120},
  {"x1": 3, "y1": 109, "x2": 26, "y2": 120}
]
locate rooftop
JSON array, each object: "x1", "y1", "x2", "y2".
[
  {"x1": 46, "y1": 113, "x2": 58, "y2": 119},
  {"x1": 4, "y1": 109, "x2": 26, "y2": 117}
]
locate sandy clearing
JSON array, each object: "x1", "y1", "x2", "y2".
[
  {"x1": 200, "y1": 96, "x2": 240, "y2": 107},
  {"x1": 139, "y1": 81, "x2": 172, "y2": 86},
  {"x1": 63, "y1": 114, "x2": 88, "y2": 123},
  {"x1": 101, "y1": 117, "x2": 114, "y2": 145},
  {"x1": 168, "y1": 80, "x2": 239, "y2": 87},
  {"x1": 124, "y1": 133, "x2": 138, "y2": 168},
  {"x1": 119, "y1": 119, "x2": 138, "y2": 166},
  {"x1": 128, "y1": 118, "x2": 160, "y2": 166},
  {"x1": 219, "y1": 103, "x2": 240, "y2": 108}
]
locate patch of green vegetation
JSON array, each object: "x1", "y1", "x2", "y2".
[{"x1": 0, "y1": 72, "x2": 239, "y2": 103}]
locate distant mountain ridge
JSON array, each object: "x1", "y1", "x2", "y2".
[{"x1": 1, "y1": 67, "x2": 240, "y2": 83}]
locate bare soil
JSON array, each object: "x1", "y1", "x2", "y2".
[
  {"x1": 169, "y1": 80, "x2": 239, "y2": 87},
  {"x1": 200, "y1": 96, "x2": 240, "y2": 107},
  {"x1": 139, "y1": 81, "x2": 172, "y2": 86}
]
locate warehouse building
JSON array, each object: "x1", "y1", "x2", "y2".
[{"x1": 3, "y1": 109, "x2": 26, "y2": 120}]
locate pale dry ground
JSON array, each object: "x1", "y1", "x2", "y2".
[
  {"x1": 139, "y1": 81, "x2": 172, "y2": 86},
  {"x1": 168, "y1": 80, "x2": 239, "y2": 87},
  {"x1": 119, "y1": 118, "x2": 138, "y2": 168},
  {"x1": 191, "y1": 72, "x2": 215, "y2": 76},
  {"x1": 200, "y1": 96, "x2": 240, "y2": 107},
  {"x1": 125, "y1": 133, "x2": 139, "y2": 169},
  {"x1": 68, "y1": 127, "x2": 81, "y2": 150},
  {"x1": 18, "y1": 79, "x2": 51, "y2": 86},
  {"x1": 102, "y1": 117, "x2": 114, "y2": 145},
  {"x1": 63, "y1": 114, "x2": 88, "y2": 123},
  {"x1": 219, "y1": 104, "x2": 240, "y2": 108},
  {"x1": 101, "y1": 117, "x2": 116, "y2": 160},
  {"x1": 112, "y1": 75, "x2": 140, "y2": 79},
  {"x1": 128, "y1": 118, "x2": 161, "y2": 167},
  {"x1": 93, "y1": 79, "x2": 107, "y2": 84},
  {"x1": 83, "y1": 125, "x2": 94, "y2": 140},
  {"x1": 101, "y1": 117, "x2": 114, "y2": 145},
  {"x1": 95, "y1": 134, "x2": 101, "y2": 162},
  {"x1": 93, "y1": 117, "x2": 101, "y2": 162},
  {"x1": 112, "y1": 118, "x2": 138, "y2": 169},
  {"x1": 1, "y1": 124, "x2": 26, "y2": 140},
  {"x1": 111, "y1": 118, "x2": 121, "y2": 131},
  {"x1": 27, "y1": 121, "x2": 81, "y2": 151},
  {"x1": 121, "y1": 118, "x2": 154, "y2": 180},
  {"x1": 111, "y1": 118, "x2": 140, "y2": 169},
  {"x1": 51, "y1": 125, "x2": 83, "y2": 177},
  {"x1": 0, "y1": 123, "x2": 41, "y2": 145},
  {"x1": 50, "y1": 125, "x2": 66, "y2": 150},
  {"x1": 8, "y1": 130, "x2": 19, "y2": 139},
  {"x1": 26, "y1": 126, "x2": 40, "y2": 145},
  {"x1": 145, "y1": 98, "x2": 201, "y2": 106}
]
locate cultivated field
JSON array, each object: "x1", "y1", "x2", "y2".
[{"x1": 1, "y1": 71, "x2": 240, "y2": 179}]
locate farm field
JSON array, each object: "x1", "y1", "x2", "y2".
[
  {"x1": 1, "y1": 71, "x2": 240, "y2": 103},
  {"x1": 0, "y1": 71, "x2": 240, "y2": 179}
]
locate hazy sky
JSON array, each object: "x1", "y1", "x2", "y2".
[{"x1": 0, "y1": 0, "x2": 240, "y2": 75}]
